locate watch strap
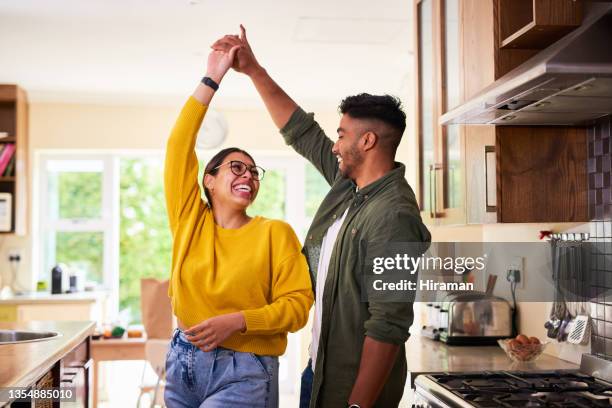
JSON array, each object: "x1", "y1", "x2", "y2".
[{"x1": 201, "y1": 76, "x2": 219, "y2": 91}]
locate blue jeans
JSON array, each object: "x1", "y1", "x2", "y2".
[
  {"x1": 299, "y1": 359, "x2": 313, "y2": 408},
  {"x1": 164, "y1": 329, "x2": 279, "y2": 408}
]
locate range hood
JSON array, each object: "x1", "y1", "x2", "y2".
[{"x1": 441, "y1": 2, "x2": 612, "y2": 126}]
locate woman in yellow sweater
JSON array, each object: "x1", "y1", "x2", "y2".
[{"x1": 164, "y1": 45, "x2": 313, "y2": 408}]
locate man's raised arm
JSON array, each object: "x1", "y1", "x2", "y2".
[
  {"x1": 213, "y1": 26, "x2": 296, "y2": 129},
  {"x1": 212, "y1": 26, "x2": 339, "y2": 185}
]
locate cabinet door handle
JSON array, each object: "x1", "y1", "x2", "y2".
[
  {"x1": 434, "y1": 164, "x2": 443, "y2": 217},
  {"x1": 67, "y1": 358, "x2": 93, "y2": 370},
  {"x1": 429, "y1": 164, "x2": 444, "y2": 218},
  {"x1": 484, "y1": 146, "x2": 497, "y2": 212},
  {"x1": 428, "y1": 165, "x2": 436, "y2": 219},
  {"x1": 61, "y1": 372, "x2": 78, "y2": 384}
]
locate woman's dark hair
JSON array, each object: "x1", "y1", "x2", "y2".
[{"x1": 202, "y1": 147, "x2": 256, "y2": 207}]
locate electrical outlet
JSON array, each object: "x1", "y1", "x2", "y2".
[
  {"x1": 7, "y1": 248, "x2": 22, "y2": 263},
  {"x1": 507, "y1": 256, "x2": 524, "y2": 288}
]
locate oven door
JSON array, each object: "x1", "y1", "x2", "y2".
[{"x1": 414, "y1": 385, "x2": 453, "y2": 408}]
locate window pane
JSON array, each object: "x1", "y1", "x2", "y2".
[
  {"x1": 46, "y1": 160, "x2": 104, "y2": 220},
  {"x1": 418, "y1": 0, "x2": 434, "y2": 212},
  {"x1": 443, "y1": 0, "x2": 461, "y2": 112},
  {"x1": 119, "y1": 158, "x2": 172, "y2": 323},
  {"x1": 305, "y1": 163, "x2": 328, "y2": 218},
  {"x1": 248, "y1": 169, "x2": 285, "y2": 219},
  {"x1": 443, "y1": 0, "x2": 463, "y2": 210},
  {"x1": 54, "y1": 231, "x2": 104, "y2": 284},
  {"x1": 57, "y1": 172, "x2": 103, "y2": 219},
  {"x1": 446, "y1": 125, "x2": 462, "y2": 208}
]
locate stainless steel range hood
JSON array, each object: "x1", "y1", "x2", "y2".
[{"x1": 441, "y1": 2, "x2": 612, "y2": 126}]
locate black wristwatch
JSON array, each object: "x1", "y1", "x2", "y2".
[{"x1": 201, "y1": 76, "x2": 219, "y2": 91}]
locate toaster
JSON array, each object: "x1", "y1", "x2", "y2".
[{"x1": 438, "y1": 291, "x2": 514, "y2": 345}]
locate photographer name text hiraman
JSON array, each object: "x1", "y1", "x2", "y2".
[{"x1": 372, "y1": 279, "x2": 474, "y2": 291}]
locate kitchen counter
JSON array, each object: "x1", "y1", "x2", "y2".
[
  {"x1": 0, "y1": 291, "x2": 108, "y2": 305},
  {"x1": 0, "y1": 320, "x2": 95, "y2": 389},
  {"x1": 406, "y1": 335, "x2": 579, "y2": 387}
]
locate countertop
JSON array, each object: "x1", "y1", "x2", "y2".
[
  {"x1": 0, "y1": 321, "x2": 95, "y2": 389},
  {"x1": 406, "y1": 335, "x2": 579, "y2": 386},
  {"x1": 0, "y1": 291, "x2": 108, "y2": 305}
]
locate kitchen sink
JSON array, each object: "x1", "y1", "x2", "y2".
[{"x1": 0, "y1": 330, "x2": 61, "y2": 344}]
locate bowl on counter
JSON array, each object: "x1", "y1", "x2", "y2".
[{"x1": 498, "y1": 338, "x2": 548, "y2": 362}]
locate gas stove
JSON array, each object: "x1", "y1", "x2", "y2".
[{"x1": 414, "y1": 355, "x2": 612, "y2": 407}]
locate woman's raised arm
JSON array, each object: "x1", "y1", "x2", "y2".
[{"x1": 164, "y1": 47, "x2": 240, "y2": 234}]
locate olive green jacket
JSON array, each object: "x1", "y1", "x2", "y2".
[{"x1": 280, "y1": 107, "x2": 431, "y2": 408}]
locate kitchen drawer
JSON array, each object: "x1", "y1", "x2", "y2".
[
  {"x1": 60, "y1": 339, "x2": 91, "y2": 408},
  {"x1": 62, "y1": 339, "x2": 89, "y2": 367},
  {"x1": 0, "y1": 305, "x2": 17, "y2": 321}
]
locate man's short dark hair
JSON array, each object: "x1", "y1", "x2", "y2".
[{"x1": 338, "y1": 93, "x2": 406, "y2": 154}]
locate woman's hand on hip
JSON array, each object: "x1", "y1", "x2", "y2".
[{"x1": 184, "y1": 312, "x2": 246, "y2": 352}]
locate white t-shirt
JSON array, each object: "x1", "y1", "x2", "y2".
[{"x1": 310, "y1": 207, "x2": 350, "y2": 371}]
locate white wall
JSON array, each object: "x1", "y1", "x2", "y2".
[{"x1": 1, "y1": 94, "x2": 419, "y2": 288}]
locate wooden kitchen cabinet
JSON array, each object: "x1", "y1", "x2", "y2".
[
  {"x1": 414, "y1": 0, "x2": 466, "y2": 226},
  {"x1": 436, "y1": 0, "x2": 589, "y2": 223},
  {"x1": 7, "y1": 339, "x2": 91, "y2": 408},
  {"x1": 465, "y1": 128, "x2": 497, "y2": 224},
  {"x1": 496, "y1": 127, "x2": 588, "y2": 222},
  {"x1": 60, "y1": 338, "x2": 93, "y2": 408},
  {"x1": 0, "y1": 85, "x2": 28, "y2": 235},
  {"x1": 498, "y1": 0, "x2": 582, "y2": 49}
]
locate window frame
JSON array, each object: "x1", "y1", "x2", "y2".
[{"x1": 36, "y1": 151, "x2": 120, "y2": 317}]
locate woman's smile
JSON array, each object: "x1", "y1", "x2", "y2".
[{"x1": 232, "y1": 181, "x2": 254, "y2": 200}]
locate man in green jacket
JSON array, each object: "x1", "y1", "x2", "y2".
[{"x1": 213, "y1": 26, "x2": 431, "y2": 408}]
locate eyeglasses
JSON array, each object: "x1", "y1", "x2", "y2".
[{"x1": 210, "y1": 160, "x2": 266, "y2": 181}]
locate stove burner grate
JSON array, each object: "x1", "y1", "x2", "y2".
[{"x1": 428, "y1": 371, "x2": 612, "y2": 408}]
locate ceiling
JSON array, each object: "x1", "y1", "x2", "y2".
[{"x1": 0, "y1": 0, "x2": 414, "y2": 109}]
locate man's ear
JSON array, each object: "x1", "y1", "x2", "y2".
[
  {"x1": 203, "y1": 174, "x2": 215, "y2": 190},
  {"x1": 362, "y1": 131, "x2": 378, "y2": 152}
]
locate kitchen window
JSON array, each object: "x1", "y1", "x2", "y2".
[
  {"x1": 37, "y1": 151, "x2": 327, "y2": 314},
  {"x1": 37, "y1": 154, "x2": 120, "y2": 315}
]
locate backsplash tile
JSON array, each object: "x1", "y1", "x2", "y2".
[
  {"x1": 588, "y1": 116, "x2": 611, "y2": 219},
  {"x1": 589, "y1": 115, "x2": 612, "y2": 360},
  {"x1": 589, "y1": 226, "x2": 612, "y2": 360}
]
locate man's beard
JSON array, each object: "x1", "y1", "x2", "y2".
[{"x1": 338, "y1": 144, "x2": 362, "y2": 180}]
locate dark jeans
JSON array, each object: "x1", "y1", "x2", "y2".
[{"x1": 299, "y1": 359, "x2": 314, "y2": 408}]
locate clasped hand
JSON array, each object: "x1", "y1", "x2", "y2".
[
  {"x1": 210, "y1": 25, "x2": 261, "y2": 76},
  {"x1": 184, "y1": 312, "x2": 246, "y2": 352}
]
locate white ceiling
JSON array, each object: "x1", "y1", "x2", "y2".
[{"x1": 0, "y1": 0, "x2": 414, "y2": 108}]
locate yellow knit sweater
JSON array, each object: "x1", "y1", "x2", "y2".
[{"x1": 164, "y1": 97, "x2": 313, "y2": 356}]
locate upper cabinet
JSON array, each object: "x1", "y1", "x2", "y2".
[
  {"x1": 414, "y1": 0, "x2": 589, "y2": 224},
  {"x1": 498, "y1": 0, "x2": 582, "y2": 49},
  {"x1": 415, "y1": 0, "x2": 465, "y2": 226},
  {"x1": 0, "y1": 85, "x2": 28, "y2": 235}
]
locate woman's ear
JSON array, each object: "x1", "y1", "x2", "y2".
[{"x1": 203, "y1": 173, "x2": 215, "y2": 190}]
